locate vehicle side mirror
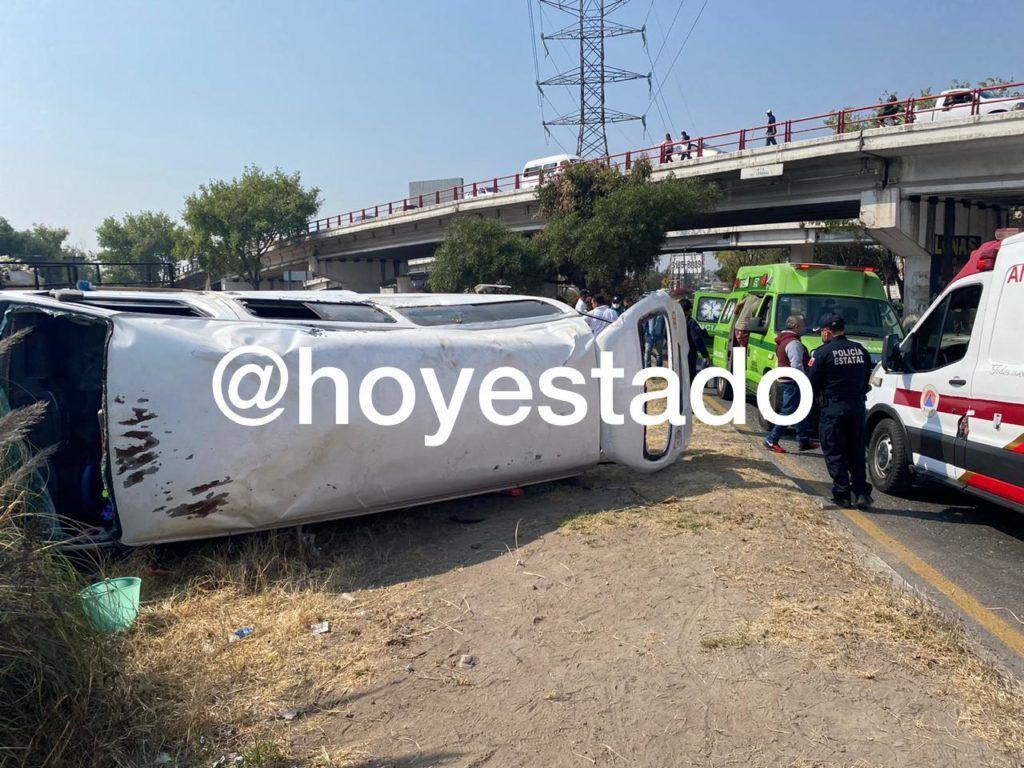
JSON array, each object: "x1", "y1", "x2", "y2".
[
  {"x1": 882, "y1": 333, "x2": 903, "y2": 372},
  {"x1": 748, "y1": 320, "x2": 768, "y2": 335}
]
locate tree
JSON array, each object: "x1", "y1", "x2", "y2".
[
  {"x1": 96, "y1": 211, "x2": 180, "y2": 286},
  {"x1": 534, "y1": 159, "x2": 717, "y2": 293},
  {"x1": 716, "y1": 250, "x2": 784, "y2": 285},
  {"x1": 181, "y1": 166, "x2": 321, "y2": 289},
  {"x1": 428, "y1": 217, "x2": 549, "y2": 293},
  {"x1": 0, "y1": 217, "x2": 90, "y2": 285}
]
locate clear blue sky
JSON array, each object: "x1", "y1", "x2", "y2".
[{"x1": 2, "y1": 0, "x2": 1021, "y2": 251}]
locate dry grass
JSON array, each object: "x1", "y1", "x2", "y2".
[
  {"x1": 112, "y1": 531, "x2": 431, "y2": 765},
  {"x1": 0, "y1": 392, "x2": 156, "y2": 766},
  {"x1": 741, "y1": 581, "x2": 1024, "y2": 756},
  {"x1": 634, "y1": 424, "x2": 1024, "y2": 759}
]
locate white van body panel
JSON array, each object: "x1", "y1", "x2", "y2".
[{"x1": 0, "y1": 289, "x2": 690, "y2": 546}]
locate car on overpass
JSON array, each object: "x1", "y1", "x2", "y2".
[
  {"x1": 921, "y1": 88, "x2": 1024, "y2": 122},
  {"x1": 0, "y1": 288, "x2": 689, "y2": 547},
  {"x1": 866, "y1": 232, "x2": 1024, "y2": 513},
  {"x1": 521, "y1": 153, "x2": 580, "y2": 188}
]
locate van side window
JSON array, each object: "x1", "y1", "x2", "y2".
[
  {"x1": 719, "y1": 299, "x2": 737, "y2": 325},
  {"x1": 754, "y1": 296, "x2": 773, "y2": 332},
  {"x1": 909, "y1": 284, "x2": 983, "y2": 371},
  {"x1": 936, "y1": 285, "x2": 982, "y2": 367}
]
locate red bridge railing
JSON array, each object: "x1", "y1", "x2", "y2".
[{"x1": 299, "y1": 84, "x2": 1024, "y2": 237}]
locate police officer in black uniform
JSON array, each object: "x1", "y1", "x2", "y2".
[{"x1": 807, "y1": 313, "x2": 873, "y2": 508}]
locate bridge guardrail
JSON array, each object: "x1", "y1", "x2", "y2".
[{"x1": 298, "y1": 83, "x2": 1024, "y2": 239}]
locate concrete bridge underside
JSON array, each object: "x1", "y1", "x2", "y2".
[{"x1": 260, "y1": 114, "x2": 1024, "y2": 314}]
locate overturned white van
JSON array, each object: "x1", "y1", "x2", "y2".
[{"x1": 0, "y1": 289, "x2": 690, "y2": 546}]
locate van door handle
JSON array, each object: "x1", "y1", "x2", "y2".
[{"x1": 948, "y1": 377, "x2": 967, "y2": 387}]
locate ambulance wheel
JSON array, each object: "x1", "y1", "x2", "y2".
[
  {"x1": 715, "y1": 375, "x2": 732, "y2": 401},
  {"x1": 868, "y1": 419, "x2": 913, "y2": 494}
]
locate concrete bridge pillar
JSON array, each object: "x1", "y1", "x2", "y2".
[
  {"x1": 860, "y1": 189, "x2": 1007, "y2": 319},
  {"x1": 859, "y1": 188, "x2": 934, "y2": 318}
]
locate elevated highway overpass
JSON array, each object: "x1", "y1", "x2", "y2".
[{"x1": 258, "y1": 90, "x2": 1024, "y2": 316}]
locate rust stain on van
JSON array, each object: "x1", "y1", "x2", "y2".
[
  {"x1": 187, "y1": 477, "x2": 232, "y2": 495},
  {"x1": 166, "y1": 492, "x2": 230, "y2": 519},
  {"x1": 124, "y1": 466, "x2": 160, "y2": 488},
  {"x1": 119, "y1": 408, "x2": 157, "y2": 426}
]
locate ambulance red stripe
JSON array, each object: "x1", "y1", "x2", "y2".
[
  {"x1": 894, "y1": 388, "x2": 1024, "y2": 427},
  {"x1": 962, "y1": 472, "x2": 1024, "y2": 506}
]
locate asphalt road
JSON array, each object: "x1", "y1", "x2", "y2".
[{"x1": 705, "y1": 389, "x2": 1024, "y2": 676}]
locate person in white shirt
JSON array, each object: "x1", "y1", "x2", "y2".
[
  {"x1": 585, "y1": 294, "x2": 619, "y2": 335},
  {"x1": 574, "y1": 289, "x2": 591, "y2": 314}
]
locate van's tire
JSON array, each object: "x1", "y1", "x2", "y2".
[
  {"x1": 715, "y1": 375, "x2": 733, "y2": 401},
  {"x1": 757, "y1": 379, "x2": 783, "y2": 432},
  {"x1": 868, "y1": 418, "x2": 913, "y2": 494}
]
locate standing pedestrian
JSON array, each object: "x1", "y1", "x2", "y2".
[
  {"x1": 764, "y1": 315, "x2": 819, "y2": 454},
  {"x1": 574, "y1": 289, "x2": 591, "y2": 314},
  {"x1": 644, "y1": 313, "x2": 667, "y2": 367},
  {"x1": 679, "y1": 130, "x2": 692, "y2": 160},
  {"x1": 807, "y1": 313, "x2": 873, "y2": 508},
  {"x1": 660, "y1": 132, "x2": 675, "y2": 164},
  {"x1": 765, "y1": 109, "x2": 778, "y2": 146},
  {"x1": 877, "y1": 93, "x2": 902, "y2": 127},
  {"x1": 585, "y1": 294, "x2": 619, "y2": 335},
  {"x1": 681, "y1": 298, "x2": 709, "y2": 383}
]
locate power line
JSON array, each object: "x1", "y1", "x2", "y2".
[
  {"x1": 649, "y1": 0, "x2": 687, "y2": 70},
  {"x1": 641, "y1": 0, "x2": 656, "y2": 27},
  {"x1": 644, "y1": 2, "x2": 682, "y2": 133},
  {"x1": 645, "y1": 0, "x2": 709, "y2": 119}
]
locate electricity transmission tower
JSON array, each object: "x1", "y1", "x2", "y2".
[{"x1": 538, "y1": 0, "x2": 648, "y2": 158}]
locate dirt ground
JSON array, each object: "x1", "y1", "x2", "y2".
[{"x1": 129, "y1": 421, "x2": 1024, "y2": 768}]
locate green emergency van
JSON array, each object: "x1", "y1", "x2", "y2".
[{"x1": 709, "y1": 262, "x2": 902, "y2": 401}]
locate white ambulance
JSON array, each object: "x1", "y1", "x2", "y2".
[{"x1": 865, "y1": 231, "x2": 1024, "y2": 512}]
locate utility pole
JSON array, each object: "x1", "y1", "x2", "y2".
[{"x1": 538, "y1": 0, "x2": 648, "y2": 158}]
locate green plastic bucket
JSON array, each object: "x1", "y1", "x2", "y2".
[{"x1": 81, "y1": 577, "x2": 142, "y2": 632}]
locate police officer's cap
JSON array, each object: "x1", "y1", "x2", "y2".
[{"x1": 822, "y1": 313, "x2": 845, "y2": 331}]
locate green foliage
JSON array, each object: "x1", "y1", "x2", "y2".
[
  {"x1": 0, "y1": 217, "x2": 90, "y2": 285},
  {"x1": 534, "y1": 159, "x2": 716, "y2": 292},
  {"x1": 428, "y1": 217, "x2": 549, "y2": 293},
  {"x1": 181, "y1": 166, "x2": 320, "y2": 288},
  {"x1": 716, "y1": 250, "x2": 784, "y2": 285},
  {"x1": 96, "y1": 211, "x2": 181, "y2": 286}
]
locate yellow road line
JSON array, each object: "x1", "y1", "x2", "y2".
[
  {"x1": 700, "y1": 394, "x2": 1024, "y2": 659},
  {"x1": 701, "y1": 394, "x2": 728, "y2": 416},
  {"x1": 842, "y1": 508, "x2": 1024, "y2": 659}
]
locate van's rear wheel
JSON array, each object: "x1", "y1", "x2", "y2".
[{"x1": 868, "y1": 419, "x2": 913, "y2": 494}]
